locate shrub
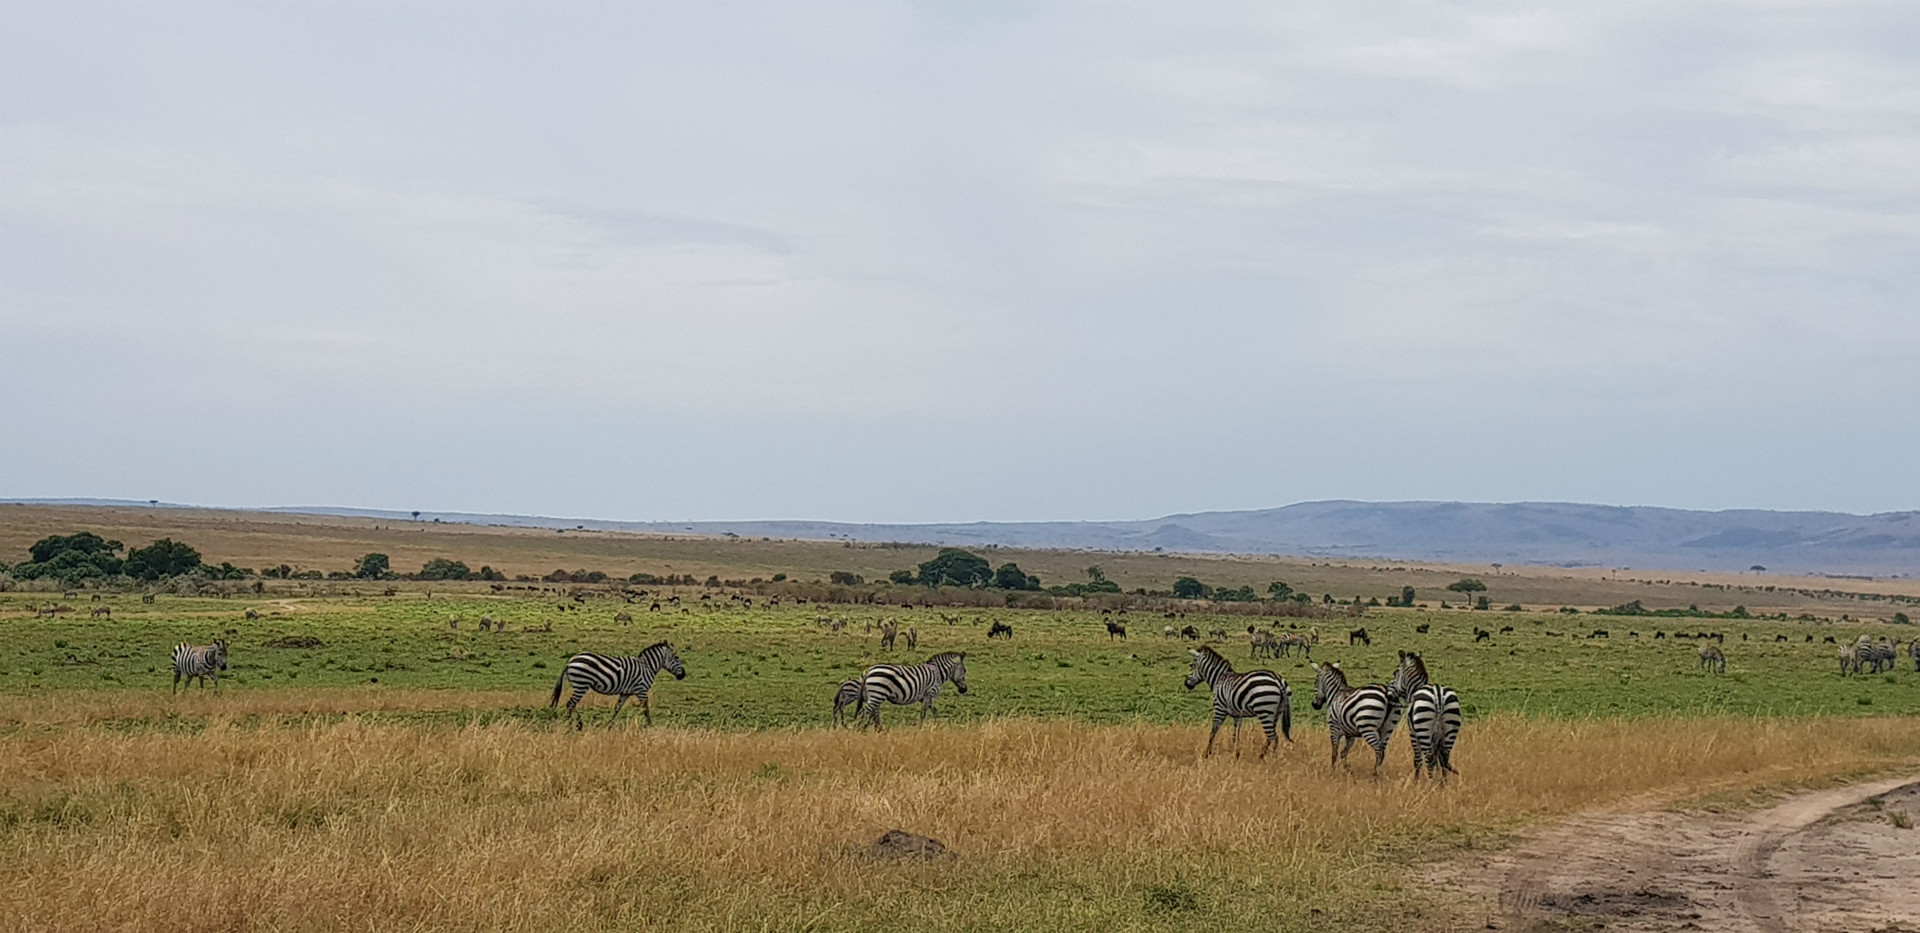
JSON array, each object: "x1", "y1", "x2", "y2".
[
  {"x1": 418, "y1": 559, "x2": 473, "y2": 581},
  {"x1": 829, "y1": 571, "x2": 864, "y2": 586},
  {"x1": 354, "y1": 554, "x2": 390, "y2": 579},
  {"x1": 123, "y1": 539, "x2": 202, "y2": 580}
]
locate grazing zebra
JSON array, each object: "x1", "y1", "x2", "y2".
[
  {"x1": 1870, "y1": 641, "x2": 1898, "y2": 674},
  {"x1": 613, "y1": 611, "x2": 632, "y2": 624},
  {"x1": 1208, "y1": 627, "x2": 1227, "y2": 641},
  {"x1": 1163, "y1": 625, "x2": 1177, "y2": 638},
  {"x1": 831, "y1": 679, "x2": 864, "y2": 726},
  {"x1": 1184, "y1": 646, "x2": 1292, "y2": 758},
  {"x1": 90, "y1": 606, "x2": 111, "y2": 619},
  {"x1": 171, "y1": 639, "x2": 229, "y2": 693},
  {"x1": 1911, "y1": 640, "x2": 1920, "y2": 672},
  {"x1": 879, "y1": 621, "x2": 900, "y2": 650},
  {"x1": 548, "y1": 642, "x2": 687, "y2": 729},
  {"x1": 1406, "y1": 684, "x2": 1462, "y2": 778},
  {"x1": 1698, "y1": 644, "x2": 1726, "y2": 674},
  {"x1": 905, "y1": 626, "x2": 919, "y2": 650},
  {"x1": 1248, "y1": 629, "x2": 1276, "y2": 659},
  {"x1": 856, "y1": 652, "x2": 968, "y2": 730},
  {"x1": 1308, "y1": 661, "x2": 1393, "y2": 776},
  {"x1": 1839, "y1": 641, "x2": 1861, "y2": 675}
]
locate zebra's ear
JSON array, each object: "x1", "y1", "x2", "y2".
[
  {"x1": 1188, "y1": 648, "x2": 1199, "y2": 658},
  {"x1": 1398, "y1": 649, "x2": 1406, "y2": 660}
]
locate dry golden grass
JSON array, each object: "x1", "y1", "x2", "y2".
[{"x1": 2, "y1": 692, "x2": 1917, "y2": 932}]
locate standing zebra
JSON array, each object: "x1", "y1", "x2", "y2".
[
  {"x1": 549, "y1": 642, "x2": 686, "y2": 729},
  {"x1": 831, "y1": 679, "x2": 864, "y2": 727},
  {"x1": 1308, "y1": 661, "x2": 1393, "y2": 777},
  {"x1": 1389, "y1": 651, "x2": 1460, "y2": 778},
  {"x1": 1698, "y1": 644, "x2": 1726, "y2": 674},
  {"x1": 171, "y1": 639, "x2": 229, "y2": 693},
  {"x1": 856, "y1": 652, "x2": 968, "y2": 731},
  {"x1": 1184, "y1": 646, "x2": 1292, "y2": 758},
  {"x1": 1405, "y1": 684, "x2": 1462, "y2": 779}
]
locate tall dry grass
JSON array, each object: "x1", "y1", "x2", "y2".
[{"x1": 2, "y1": 694, "x2": 1917, "y2": 932}]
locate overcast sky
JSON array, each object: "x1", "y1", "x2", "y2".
[{"x1": 2, "y1": 2, "x2": 1916, "y2": 523}]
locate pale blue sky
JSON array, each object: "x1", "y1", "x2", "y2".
[{"x1": 2, "y1": 2, "x2": 1916, "y2": 522}]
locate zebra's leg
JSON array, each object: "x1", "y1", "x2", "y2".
[
  {"x1": 1368, "y1": 730, "x2": 1387, "y2": 778},
  {"x1": 1206, "y1": 713, "x2": 1226, "y2": 758},
  {"x1": 566, "y1": 691, "x2": 586, "y2": 730},
  {"x1": 1327, "y1": 733, "x2": 1341, "y2": 769},
  {"x1": 608, "y1": 694, "x2": 629, "y2": 725},
  {"x1": 642, "y1": 693, "x2": 653, "y2": 726},
  {"x1": 1260, "y1": 715, "x2": 1278, "y2": 759},
  {"x1": 1231, "y1": 717, "x2": 1243, "y2": 756},
  {"x1": 172, "y1": 670, "x2": 181, "y2": 694}
]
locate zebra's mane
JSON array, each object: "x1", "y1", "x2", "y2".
[
  {"x1": 1400, "y1": 652, "x2": 1426, "y2": 680},
  {"x1": 926, "y1": 651, "x2": 965, "y2": 664},
  {"x1": 642, "y1": 641, "x2": 675, "y2": 654},
  {"x1": 1192, "y1": 644, "x2": 1233, "y2": 668},
  {"x1": 1320, "y1": 661, "x2": 1350, "y2": 686}
]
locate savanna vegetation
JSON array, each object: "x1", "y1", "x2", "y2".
[{"x1": 6, "y1": 504, "x2": 1920, "y2": 930}]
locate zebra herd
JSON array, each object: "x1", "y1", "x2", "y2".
[{"x1": 1837, "y1": 636, "x2": 1918, "y2": 675}]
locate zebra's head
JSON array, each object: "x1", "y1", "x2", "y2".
[
  {"x1": 1309, "y1": 661, "x2": 1345, "y2": 710},
  {"x1": 932, "y1": 652, "x2": 967, "y2": 693},
  {"x1": 653, "y1": 642, "x2": 687, "y2": 680},
  {"x1": 1387, "y1": 651, "x2": 1425, "y2": 703},
  {"x1": 211, "y1": 639, "x2": 229, "y2": 670},
  {"x1": 1185, "y1": 646, "x2": 1225, "y2": 690}
]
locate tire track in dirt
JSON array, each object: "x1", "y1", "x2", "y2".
[{"x1": 1426, "y1": 772, "x2": 1920, "y2": 933}]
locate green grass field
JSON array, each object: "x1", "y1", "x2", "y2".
[{"x1": 7, "y1": 591, "x2": 1916, "y2": 729}]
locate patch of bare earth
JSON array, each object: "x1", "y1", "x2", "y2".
[{"x1": 1424, "y1": 773, "x2": 1920, "y2": 933}]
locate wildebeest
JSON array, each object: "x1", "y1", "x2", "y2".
[
  {"x1": 614, "y1": 611, "x2": 632, "y2": 624},
  {"x1": 1181, "y1": 625, "x2": 1199, "y2": 641},
  {"x1": 1589, "y1": 630, "x2": 1609, "y2": 639},
  {"x1": 90, "y1": 606, "x2": 111, "y2": 619},
  {"x1": 1654, "y1": 630, "x2": 1666, "y2": 639},
  {"x1": 1473, "y1": 628, "x2": 1490, "y2": 643},
  {"x1": 988, "y1": 621, "x2": 1013, "y2": 639},
  {"x1": 1414, "y1": 623, "x2": 1430, "y2": 634},
  {"x1": 1349, "y1": 628, "x2": 1370, "y2": 646},
  {"x1": 244, "y1": 608, "x2": 259, "y2": 621},
  {"x1": 1106, "y1": 620, "x2": 1127, "y2": 640},
  {"x1": 1499, "y1": 626, "x2": 1514, "y2": 634}
]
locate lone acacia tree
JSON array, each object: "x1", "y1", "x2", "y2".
[{"x1": 1446, "y1": 578, "x2": 1488, "y2": 599}]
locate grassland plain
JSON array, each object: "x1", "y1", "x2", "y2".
[
  {"x1": 6, "y1": 589, "x2": 1920, "y2": 929},
  {"x1": 6, "y1": 503, "x2": 1917, "y2": 618}
]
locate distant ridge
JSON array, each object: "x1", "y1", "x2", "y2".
[{"x1": 5, "y1": 498, "x2": 1917, "y2": 576}]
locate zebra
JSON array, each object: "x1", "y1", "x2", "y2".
[
  {"x1": 856, "y1": 652, "x2": 968, "y2": 731},
  {"x1": 171, "y1": 639, "x2": 229, "y2": 693},
  {"x1": 1869, "y1": 640, "x2": 1898, "y2": 674},
  {"x1": 548, "y1": 642, "x2": 687, "y2": 729},
  {"x1": 1911, "y1": 640, "x2": 1920, "y2": 672},
  {"x1": 831, "y1": 679, "x2": 864, "y2": 726},
  {"x1": 1406, "y1": 684, "x2": 1462, "y2": 779},
  {"x1": 1698, "y1": 644, "x2": 1726, "y2": 674},
  {"x1": 1308, "y1": 661, "x2": 1393, "y2": 776},
  {"x1": 1839, "y1": 641, "x2": 1861, "y2": 675},
  {"x1": 1388, "y1": 651, "x2": 1458, "y2": 777},
  {"x1": 1248, "y1": 629, "x2": 1276, "y2": 659},
  {"x1": 1184, "y1": 646, "x2": 1292, "y2": 758}
]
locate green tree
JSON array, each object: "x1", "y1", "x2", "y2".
[
  {"x1": 418, "y1": 558, "x2": 472, "y2": 581},
  {"x1": 888, "y1": 569, "x2": 916, "y2": 585},
  {"x1": 1086, "y1": 566, "x2": 1107, "y2": 584},
  {"x1": 1401, "y1": 586, "x2": 1416, "y2": 606},
  {"x1": 1267, "y1": 581, "x2": 1292, "y2": 601},
  {"x1": 1172, "y1": 576, "x2": 1206, "y2": 599},
  {"x1": 829, "y1": 571, "x2": 864, "y2": 586},
  {"x1": 354, "y1": 553, "x2": 391, "y2": 579},
  {"x1": 1446, "y1": 578, "x2": 1487, "y2": 598},
  {"x1": 917, "y1": 549, "x2": 992, "y2": 587},
  {"x1": 16, "y1": 532, "x2": 125, "y2": 580},
  {"x1": 994, "y1": 562, "x2": 1040, "y2": 590},
  {"x1": 122, "y1": 538, "x2": 202, "y2": 580}
]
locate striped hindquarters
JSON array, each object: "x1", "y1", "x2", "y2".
[
  {"x1": 1407, "y1": 684, "x2": 1462, "y2": 775},
  {"x1": 832, "y1": 679, "x2": 864, "y2": 724},
  {"x1": 171, "y1": 641, "x2": 227, "y2": 679}
]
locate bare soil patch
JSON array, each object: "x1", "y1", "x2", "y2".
[{"x1": 1426, "y1": 772, "x2": 1920, "y2": 932}]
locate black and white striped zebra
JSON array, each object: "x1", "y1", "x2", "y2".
[
  {"x1": 1390, "y1": 651, "x2": 1460, "y2": 778},
  {"x1": 171, "y1": 639, "x2": 228, "y2": 693},
  {"x1": 1184, "y1": 646, "x2": 1291, "y2": 758},
  {"x1": 1406, "y1": 684, "x2": 1462, "y2": 778},
  {"x1": 856, "y1": 651, "x2": 968, "y2": 730},
  {"x1": 1309, "y1": 661, "x2": 1393, "y2": 776},
  {"x1": 549, "y1": 642, "x2": 686, "y2": 729},
  {"x1": 831, "y1": 678, "x2": 864, "y2": 726}
]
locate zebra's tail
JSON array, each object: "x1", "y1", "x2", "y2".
[
  {"x1": 1280, "y1": 693, "x2": 1293, "y2": 743},
  {"x1": 549, "y1": 668, "x2": 567, "y2": 708}
]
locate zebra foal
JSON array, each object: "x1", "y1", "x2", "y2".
[
  {"x1": 549, "y1": 642, "x2": 686, "y2": 729},
  {"x1": 856, "y1": 652, "x2": 968, "y2": 730},
  {"x1": 832, "y1": 679, "x2": 864, "y2": 726},
  {"x1": 171, "y1": 639, "x2": 229, "y2": 693},
  {"x1": 1185, "y1": 646, "x2": 1292, "y2": 758}
]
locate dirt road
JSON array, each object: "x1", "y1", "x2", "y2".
[{"x1": 1426, "y1": 772, "x2": 1920, "y2": 932}]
